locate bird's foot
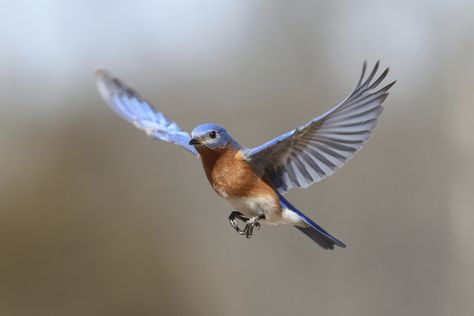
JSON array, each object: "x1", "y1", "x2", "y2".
[
  {"x1": 228, "y1": 212, "x2": 264, "y2": 238},
  {"x1": 228, "y1": 211, "x2": 249, "y2": 234},
  {"x1": 242, "y1": 214, "x2": 265, "y2": 239}
]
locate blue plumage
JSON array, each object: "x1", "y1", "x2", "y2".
[
  {"x1": 244, "y1": 61, "x2": 396, "y2": 194},
  {"x1": 278, "y1": 193, "x2": 346, "y2": 249},
  {"x1": 96, "y1": 70, "x2": 198, "y2": 156}
]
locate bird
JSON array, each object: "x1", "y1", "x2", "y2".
[{"x1": 95, "y1": 61, "x2": 395, "y2": 250}]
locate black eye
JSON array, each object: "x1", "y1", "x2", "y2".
[{"x1": 209, "y1": 131, "x2": 217, "y2": 139}]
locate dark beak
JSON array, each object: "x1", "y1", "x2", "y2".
[{"x1": 189, "y1": 138, "x2": 200, "y2": 145}]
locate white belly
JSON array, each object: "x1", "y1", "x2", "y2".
[
  {"x1": 227, "y1": 195, "x2": 305, "y2": 226},
  {"x1": 227, "y1": 195, "x2": 283, "y2": 224}
]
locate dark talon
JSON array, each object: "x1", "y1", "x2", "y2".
[
  {"x1": 228, "y1": 211, "x2": 248, "y2": 234},
  {"x1": 242, "y1": 214, "x2": 265, "y2": 238},
  {"x1": 228, "y1": 212, "x2": 264, "y2": 238}
]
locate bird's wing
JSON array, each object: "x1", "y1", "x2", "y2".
[
  {"x1": 244, "y1": 61, "x2": 395, "y2": 193},
  {"x1": 95, "y1": 70, "x2": 198, "y2": 156}
]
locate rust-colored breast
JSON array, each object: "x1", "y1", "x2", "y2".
[{"x1": 197, "y1": 146, "x2": 277, "y2": 199}]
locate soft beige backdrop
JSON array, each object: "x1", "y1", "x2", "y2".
[{"x1": 1, "y1": 1, "x2": 473, "y2": 315}]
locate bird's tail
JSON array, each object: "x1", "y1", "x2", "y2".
[{"x1": 278, "y1": 193, "x2": 346, "y2": 250}]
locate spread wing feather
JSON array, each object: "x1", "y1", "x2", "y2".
[
  {"x1": 95, "y1": 70, "x2": 198, "y2": 156},
  {"x1": 244, "y1": 61, "x2": 395, "y2": 193}
]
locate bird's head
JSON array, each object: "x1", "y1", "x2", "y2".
[{"x1": 189, "y1": 124, "x2": 237, "y2": 150}]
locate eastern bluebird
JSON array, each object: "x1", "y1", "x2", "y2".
[{"x1": 96, "y1": 61, "x2": 395, "y2": 250}]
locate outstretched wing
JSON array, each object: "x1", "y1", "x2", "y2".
[
  {"x1": 244, "y1": 61, "x2": 396, "y2": 193},
  {"x1": 95, "y1": 70, "x2": 198, "y2": 156}
]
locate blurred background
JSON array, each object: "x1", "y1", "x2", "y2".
[{"x1": 1, "y1": 0, "x2": 474, "y2": 315}]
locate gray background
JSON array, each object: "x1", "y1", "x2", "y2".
[{"x1": 1, "y1": 1, "x2": 474, "y2": 315}]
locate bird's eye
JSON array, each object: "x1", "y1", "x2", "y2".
[{"x1": 209, "y1": 131, "x2": 217, "y2": 139}]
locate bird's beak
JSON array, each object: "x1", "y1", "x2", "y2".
[{"x1": 189, "y1": 138, "x2": 200, "y2": 145}]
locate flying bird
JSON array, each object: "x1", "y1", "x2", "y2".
[{"x1": 95, "y1": 62, "x2": 395, "y2": 250}]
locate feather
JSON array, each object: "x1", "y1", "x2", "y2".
[
  {"x1": 244, "y1": 62, "x2": 395, "y2": 193},
  {"x1": 95, "y1": 70, "x2": 198, "y2": 156}
]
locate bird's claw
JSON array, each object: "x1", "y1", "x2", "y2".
[
  {"x1": 242, "y1": 217, "x2": 261, "y2": 238},
  {"x1": 228, "y1": 211, "x2": 248, "y2": 234},
  {"x1": 228, "y1": 212, "x2": 264, "y2": 239}
]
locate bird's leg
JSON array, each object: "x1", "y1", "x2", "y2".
[
  {"x1": 242, "y1": 214, "x2": 265, "y2": 238},
  {"x1": 228, "y1": 211, "x2": 249, "y2": 234}
]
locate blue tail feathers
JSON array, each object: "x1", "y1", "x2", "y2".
[{"x1": 278, "y1": 193, "x2": 346, "y2": 250}]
